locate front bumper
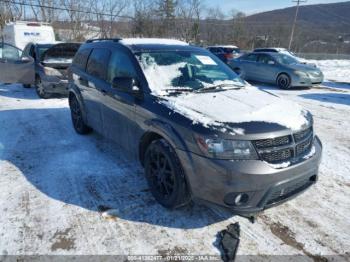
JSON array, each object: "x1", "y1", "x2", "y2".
[
  {"x1": 292, "y1": 73, "x2": 324, "y2": 87},
  {"x1": 177, "y1": 136, "x2": 322, "y2": 214},
  {"x1": 42, "y1": 78, "x2": 69, "y2": 96}
]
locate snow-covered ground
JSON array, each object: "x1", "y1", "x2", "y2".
[
  {"x1": 0, "y1": 60, "x2": 349, "y2": 260},
  {"x1": 309, "y1": 59, "x2": 350, "y2": 84}
]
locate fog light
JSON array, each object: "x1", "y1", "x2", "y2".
[
  {"x1": 234, "y1": 193, "x2": 249, "y2": 206},
  {"x1": 224, "y1": 192, "x2": 250, "y2": 206}
]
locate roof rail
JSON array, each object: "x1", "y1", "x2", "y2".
[{"x1": 86, "y1": 38, "x2": 122, "y2": 43}]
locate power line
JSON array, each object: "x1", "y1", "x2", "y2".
[
  {"x1": 288, "y1": 0, "x2": 307, "y2": 50},
  {"x1": 0, "y1": 0, "x2": 133, "y2": 19}
]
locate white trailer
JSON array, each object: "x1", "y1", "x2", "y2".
[{"x1": 2, "y1": 21, "x2": 56, "y2": 50}]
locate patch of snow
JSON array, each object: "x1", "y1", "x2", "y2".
[
  {"x1": 307, "y1": 59, "x2": 350, "y2": 83},
  {"x1": 120, "y1": 38, "x2": 188, "y2": 46}
]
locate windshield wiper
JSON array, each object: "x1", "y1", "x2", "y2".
[
  {"x1": 195, "y1": 83, "x2": 243, "y2": 93},
  {"x1": 163, "y1": 88, "x2": 194, "y2": 95}
]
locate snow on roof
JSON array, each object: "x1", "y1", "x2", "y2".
[
  {"x1": 120, "y1": 38, "x2": 189, "y2": 46},
  {"x1": 208, "y1": 45, "x2": 239, "y2": 49}
]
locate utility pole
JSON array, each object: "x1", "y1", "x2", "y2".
[{"x1": 288, "y1": 0, "x2": 307, "y2": 50}]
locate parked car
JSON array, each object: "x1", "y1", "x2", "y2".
[
  {"x1": 2, "y1": 21, "x2": 56, "y2": 50},
  {"x1": 253, "y1": 47, "x2": 310, "y2": 64},
  {"x1": 229, "y1": 52, "x2": 324, "y2": 89},
  {"x1": 22, "y1": 42, "x2": 81, "y2": 98},
  {"x1": 68, "y1": 38, "x2": 322, "y2": 214},
  {"x1": 207, "y1": 45, "x2": 241, "y2": 64}
]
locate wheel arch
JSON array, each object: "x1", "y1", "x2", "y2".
[
  {"x1": 68, "y1": 86, "x2": 88, "y2": 124},
  {"x1": 139, "y1": 128, "x2": 194, "y2": 199}
]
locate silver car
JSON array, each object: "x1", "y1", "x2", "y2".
[{"x1": 229, "y1": 52, "x2": 324, "y2": 89}]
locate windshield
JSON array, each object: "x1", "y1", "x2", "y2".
[
  {"x1": 274, "y1": 54, "x2": 299, "y2": 65},
  {"x1": 136, "y1": 50, "x2": 244, "y2": 95}
]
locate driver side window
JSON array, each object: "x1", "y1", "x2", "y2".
[
  {"x1": 0, "y1": 43, "x2": 22, "y2": 61},
  {"x1": 108, "y1": 50, "x2": 137, "y2": 83}
]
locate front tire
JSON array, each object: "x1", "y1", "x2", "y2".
[
  {"x1": 69, "y1": 95, "x2": 91, "y2": 134},
  {"x1": 277, "y1": 73, "x2": 292, "y2": 89},
  {"x1": 144, "y1": 139, "x2": 191, "y2": 209},
  {"x1": 35, "y1": 76, "x2": 50, "y2": 98}
]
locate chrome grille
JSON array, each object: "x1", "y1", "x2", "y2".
[
  {"x1": 296, "y1": 136, "x2": 313, "y2": 156},
  {"x1": 260, "y1": 148, "x2": 293, "y2": 163},
  {"x1": 254, "y1": 135, "x2": 291, "y2": 149},
  {"x1": 254, "y1": 127, "x2": 314, "y2": 166}
]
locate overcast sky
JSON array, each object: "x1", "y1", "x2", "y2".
[{"x1": 204, "y1": 0, "x2": 348, "y2": 15}]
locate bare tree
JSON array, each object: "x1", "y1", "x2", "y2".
[{"x1": 176, "y1": 0, "x2": 202, "y2": 43}]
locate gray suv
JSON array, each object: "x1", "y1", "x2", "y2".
[{"x1": 68, "y1": 38, "x2": 322, "y2": 214}]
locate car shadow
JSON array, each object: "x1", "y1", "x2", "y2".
[
  {"x1": 0, "y1": 107, "x2": 233, "y2": 229},
  {"x1": 299, "y1": 93, "x2": 350, "y2": 106},
  {"x1": 249, "y1": 81, "x2": 311, "y2": 91},
  {"x1": 0, "y1": 83, "x2": 40, "y2": 100}
]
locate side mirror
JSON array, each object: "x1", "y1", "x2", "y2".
[
  {"x1": 268, "y1": 60, "x2": 275, "y2": 65},
  {"x1": 112, "y1": 76, "x2": 141, "y2": 94}
]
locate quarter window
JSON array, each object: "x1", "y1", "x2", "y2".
[
  {"x1": 242, "y1": 54, "x2": 258, "y2": 62},
  {"x1": 86, "y1": 48, "x2": 111, "y2": 80}
]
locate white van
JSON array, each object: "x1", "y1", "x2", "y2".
[{"x1": 2, "y1": 21, "x2": 56, "y2": 50}]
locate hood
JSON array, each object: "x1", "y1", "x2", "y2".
[
  {"x1": 160, "y1": 85, "x2": 310, "y2": 135},
  {"x1": 41, "y1": 43, "x2": 81, "y2": 63}
]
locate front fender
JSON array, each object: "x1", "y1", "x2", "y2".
[{"x1": 144, "y1": 118, "x2": 189, "y2": 152}]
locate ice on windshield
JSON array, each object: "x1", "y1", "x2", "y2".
[{"x1": 137, "y1": 51, "x2": 244, "y2": 96}]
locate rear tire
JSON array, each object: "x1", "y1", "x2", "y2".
[
  {"x1": 35, "y1": 76, "x2": 50, "y2": 99},
  {"x1": 144, "y1": 139, "x2": 191, "y2": 209},
  {"x1": 69, "y1": 95, "x2": 91, "y2": 135},
  {"x1": 277, "y1": 73, "x2": 291, "y2": 89}
]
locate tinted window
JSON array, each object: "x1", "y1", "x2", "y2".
[
  {"x1": 0, "y1": 43, "x2": 22, "y2": 60},
  {"x1": 258, "y1": 54, "x2": 274, "y2": 64},
  {"x1": 73, "y1": 48, "x2": 92, "y2": 70},
  {"x1": 209, "y1": 47, "x2": 221, "y2": 53},
  {"x1": 242, "y1": 54, "x2": 258, "y2": 62},
  {"x1": 86, "y1": 48, "x2": 111, "y2": 80},
  {"x1": 223, "y1": 48, "x2": 240, "y2": 54},
  {"x1": 108, "y1": 50, "x2": 137, "y2": 83}
]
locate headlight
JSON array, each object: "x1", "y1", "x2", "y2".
[
  {"x1": 294, "y1": 70, "x2": 309, "y2": 78},
  {"x1": 44, "y1": 67, "x2": 62, "y2": 77},
  {"x1": 195, "y1": 136, "x2": 258, "y2": 160}
]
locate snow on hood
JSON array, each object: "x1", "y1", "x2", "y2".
[{"x1": 160, "y1": 85, "x2": 309, "y2": 134}]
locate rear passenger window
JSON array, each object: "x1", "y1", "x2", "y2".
[
  {"x1": 73, "y1": 48, "x2": 91, "y2": 70},
  {"x1": 108, "y1": 50, "x2": 137, "y2": 83},
  {"x1": 86, "y1": 48, "x2": 111, "y2": 80},
  {"x1": 242, "y1": 54, "x2": 258, "y2": 62}
]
